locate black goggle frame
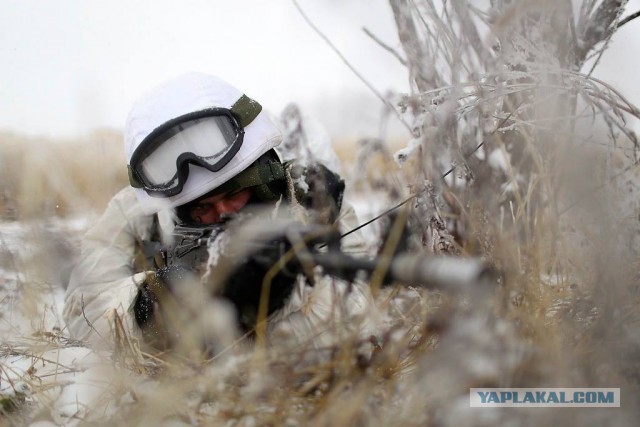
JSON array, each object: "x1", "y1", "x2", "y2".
[{"x1": 128, "y1": 94, "x2": 262, "y2": 198}]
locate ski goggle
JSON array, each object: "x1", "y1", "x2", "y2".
[{"x1": 128, "y1": 95, "x2": 262, "y2": 197}]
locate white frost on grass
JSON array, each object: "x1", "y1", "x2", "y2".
[
  {"x1": 487, "y1": 148, "x2": 510, "y2": 173},
  {"x1": 276, "y1": 104, "x2": 343, "y2": 176},
  {"x1": 394, "y1": 137, "x2": 422, "y2": 164},
  {"x1": 0, "y1": 217, "x2": 107, "y2": 423},
  {"x1": 1, "y1": 345, "x2": 121, "y2": 425}
]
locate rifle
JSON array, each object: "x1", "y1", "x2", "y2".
[
  {"x1": 145, "y1": 218, "x2": 497, "y2": 335},
  {"x1": 161, "y1": 219, "x2": 496, "y2": 294}
]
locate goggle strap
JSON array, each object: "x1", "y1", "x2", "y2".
[{"x1": 230, "y1": 94, "x2": 262, "y2": 128}]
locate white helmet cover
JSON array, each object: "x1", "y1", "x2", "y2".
[{"x1": 124, "y1": 72, "x2": 282, "y2": 213}]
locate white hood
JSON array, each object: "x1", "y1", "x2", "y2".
[{"x1": 124, "y1": 72, "x2": 282, "y2": 214}]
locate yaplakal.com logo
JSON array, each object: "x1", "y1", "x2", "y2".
[{"x1": 470, "y1": 388, "x2": 620, "y2": 407}]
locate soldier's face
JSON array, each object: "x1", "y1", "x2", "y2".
[{"x1": 185, "y1": 188, "x2": 253, "y2": 224}]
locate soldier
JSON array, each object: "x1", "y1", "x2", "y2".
[{"x1": 63, "y1": 72, "x2": 375, "y2": 351}]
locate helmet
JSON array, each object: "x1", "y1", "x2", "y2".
[{"x1": 124, "y1": 72, "x2": 282, "y2": 213}]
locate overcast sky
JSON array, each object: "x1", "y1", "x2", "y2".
[
  {"x1": 0, "y1": 0, "x2": 410, "y2": 138},
  {"x1": 1, "y1": 0, "x2": 639, "y2": 139}
]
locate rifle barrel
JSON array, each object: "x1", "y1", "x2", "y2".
[
  {"x1": 389, "y1": 253, "x2": 495, "y2": 292},
  {"x1": 303, "y1": 251, "x2": 495, "y2": 292}
]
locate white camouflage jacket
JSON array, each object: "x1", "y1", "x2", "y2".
[{"x1": 63, "y1": 186, "x2": 378, "y2": 350}]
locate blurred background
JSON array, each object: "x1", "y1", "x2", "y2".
[
  {"x1": 0, "y1": 0, "x2": 421, "y2": 217},
  {"x1": 0, "y1": 0, "x2": 414, "y2": 139},
  {"x1": 2, "y1": 0, "x2": 640, "y2": 218},
  {"x1": 1, "y1": 0, "x2": 639, "y2": 139}
]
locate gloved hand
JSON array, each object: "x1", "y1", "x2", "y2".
[
  {"x1": 133, "y1": 265, "x2": 197, "y2": 349},
  {"x1": 218, "y1": 238, "x2": 300, "y2": 332}
]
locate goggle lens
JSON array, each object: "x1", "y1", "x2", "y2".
[{"x1": 139, "y1": 115, "x2": 238, "y2": 186}]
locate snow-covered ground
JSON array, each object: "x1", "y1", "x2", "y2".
[
  {"x1": 0, "y1": 218, "x2": 100, "y2": 424},
  {"x1": 0, "y1": 122, "x2": 638, "y2": 424},
  {"x1": 0, "y1": 212, "x2": 636, "y2": 426}
]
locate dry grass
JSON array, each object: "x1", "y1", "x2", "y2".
[
  {"x1": 1, "y1": 0, "x2": 640, "y2": 424},
  {"x1": 1, "y1": 131, "x2": 637, "y2": 425},
  {"x1": 0, "y1": 130, "x2": 127, "y2": 220}
]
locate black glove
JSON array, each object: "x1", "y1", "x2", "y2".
[
  {"x1": 133, "y1": 265, "x2": 196, "y2": 349},
  {"x1": 290, "y1": 162, "x2": 345, "y2": 224},
  {"x1": 218, "y1": 239, "x2": 299, "y2": 332}
]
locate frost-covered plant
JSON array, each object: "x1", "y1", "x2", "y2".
[
  {"x1": 366, "y1": 1, "x2": 640, "y2": 423},
  {"x1": 386, "y1": 0, "x2": 639, "y2": 259}
]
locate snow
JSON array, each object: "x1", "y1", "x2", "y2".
[
  {"x1": 1, "y1": 346, "x2": 116, "y2": 424},
  {"x1": 487, "y1": 148, "x2": 510, "y2": 173},
  {"x1": 0, "y1": 218, "x2": 98, "y2": 422},
  {"x1": 393, "y1": 137, "x2": 421, "y2": 164}
]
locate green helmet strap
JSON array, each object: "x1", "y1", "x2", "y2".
[
  {"x1": 230, "y1": 94, "x2": 262, "y2": 128},
  {"x1": 209, "y1": 157, "x2": 286, "y2": 200}
]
